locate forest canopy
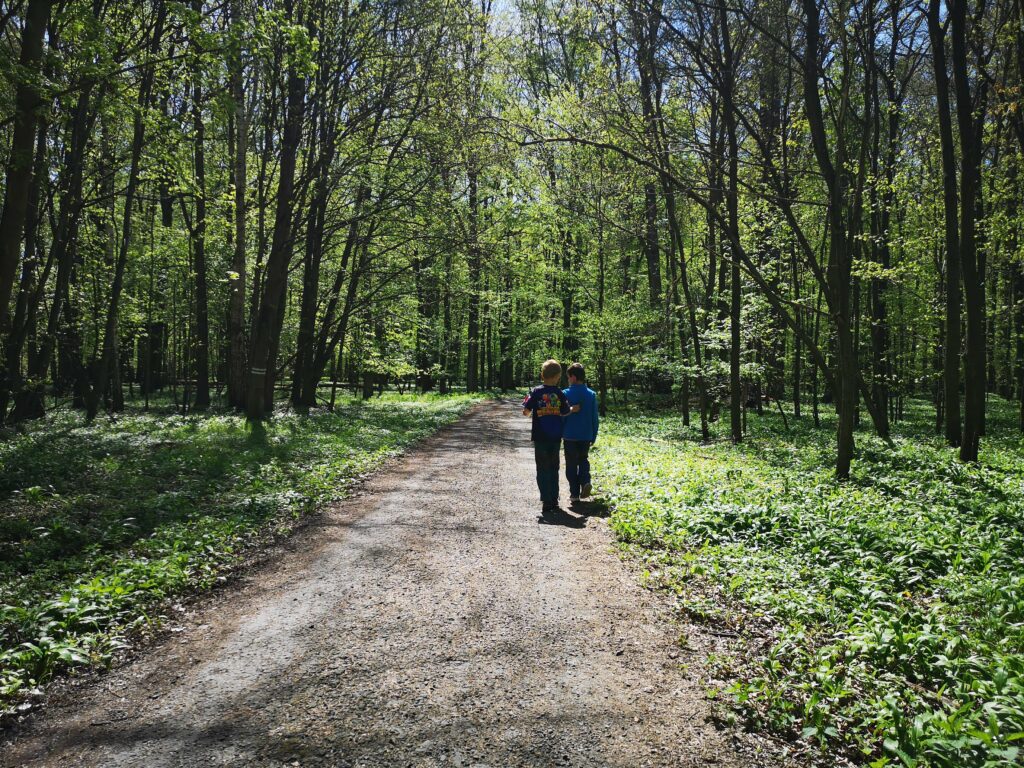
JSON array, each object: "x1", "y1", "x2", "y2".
[{"x1": 0, "y1": 0, "x2": 1023, "y2": 479}]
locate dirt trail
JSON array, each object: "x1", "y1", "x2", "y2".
[{"x1": 3, "y1": 401, "x2": 787, "y2": 768}]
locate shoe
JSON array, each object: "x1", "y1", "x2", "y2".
[
  {"x1": 581, "y1": 482, "x2": 592, "y2": 498},
  {"x1": 570, "y1": 495, "x2": 581, "y2": 503}
]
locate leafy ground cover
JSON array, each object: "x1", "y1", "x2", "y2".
[
  {"x1": 0, "y1": 393, "x2": 479, "y2": 718},
  {"x1": 596, "y1": 399, "x2": 1024, "y2": 767}
]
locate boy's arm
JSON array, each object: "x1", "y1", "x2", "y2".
[
  {"x1": 522, "y1": 392, "x2": 533, "y2": 417},
  {"x1": 562, "y1": 388, "x2": 581, "y2": 414}
]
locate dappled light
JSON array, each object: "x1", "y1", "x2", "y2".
[{"x1": 1, "y1": 0, "x2": 1023, "y2": 764}]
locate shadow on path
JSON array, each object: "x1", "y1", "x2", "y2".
[{"x1": 537, "y1": 507, "x2": 587, "y2": 528}]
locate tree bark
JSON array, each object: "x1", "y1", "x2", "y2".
[
  {"x1": 949, "y1": 0, "x2": 988, "y2": 462},
  {"x1": 191, "y1": 2, "x2": 210, "y2": 411},
  {"x1": 89, "y1": 0, "x2": 167, "y2": 420},
  {"x1": 631, "y1": 0, "x2": 663, "y2": 309},
  {"x1": 719, "y1": 0, "x2": 742, "y2": 443},
  {"x1": 246, "y1": 15, "x2": 306, "y2": 421},
  {"x1": 466, "y1": 164, "x2": 481, "y2": 392},
  {"x1": 299, "y1": 186, "x2": 368, "y2": 407},
  {"x1": 3, "y1": 118, "x2": 48, "y2": 422},
  {"x1": 0, "y1": 0, "x2": 51, "y2": 349},
  {"x1": 10, "y1": 79, "x2": 97, "y2": 421},
  {"x1": 227, "y1": 0, "x2": 248, "y2": 410},
  {"x1": 928, "y1": 0, "x2": 964, "y2": 447},
  {"x1": 802, "y1": 0, "x2": 858, "y2": 478}
]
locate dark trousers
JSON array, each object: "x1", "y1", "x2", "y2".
[
  {"x1": 534, "y1": 439, "x2": 561, "y2": 504},
  {"x1": 563, "y1": 440, "x2": 591, "y2": 498}
]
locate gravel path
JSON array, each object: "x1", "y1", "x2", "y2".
[{"x1": 3, "y1": 400, "x2": 788, "y2": 768}]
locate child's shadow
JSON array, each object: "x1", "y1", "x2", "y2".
[
  {"x1": 570, "y1": 498, "x2": 610, "y2": 518},
  {"x1": 537, "y1": 508, "x2": 586, "y2": 528}
]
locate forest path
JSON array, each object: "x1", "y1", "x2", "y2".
[{"x1": 3, "y1": 400, "x2": 783, "y2": 768}]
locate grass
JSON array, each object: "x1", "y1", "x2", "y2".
[
  {"x1": 595, "y1": 397, "x2": 1024, "y2": 768},
  {"x1": 0, "y1": 392, "x2": 480, "y2": 718}
]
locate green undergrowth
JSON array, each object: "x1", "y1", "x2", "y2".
[
  {"x1": 596, "y1": 399, "x2": 1024, "y2": 767},
  {"x1": 0, "y1": 393, "x2": 479, "y2": 717}
]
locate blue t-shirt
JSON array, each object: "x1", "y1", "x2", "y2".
[
  {"x1": 523, "y1": 384, "x2": 569, "y2": 442},
  {"x1": 562, "y1": 383, "x2": 599, "y2": 442}
]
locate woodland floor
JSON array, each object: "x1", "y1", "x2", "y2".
[{"x1": 1, "y1": 400, "x2": 792, "y2": 768}]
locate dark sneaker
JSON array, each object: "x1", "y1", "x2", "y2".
[{"x1": 581, "y1": 482, "x2": 592, "y2": 498}]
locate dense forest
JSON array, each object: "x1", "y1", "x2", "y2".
[
  {"x1": 0, "y1": 0, "x2": 1023, "y2": 479},
  {"x1": 5, "y1": 1, "x2": 1024, "y2": 764}
]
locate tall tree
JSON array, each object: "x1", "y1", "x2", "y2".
[
  {"x1": 246, "y1": 1, "x2": 307, "y2": 421},
  {"x1": 227, "y1": 0, "x2": 248, "y2": 410},
  {"x1": 87, "y1": 0, "x2": 167, "y2": 420},
  {"x1": 949, "y1": 0, "x2": 992, "y2": 461},
  {"x1": 190, "y1": 0, "x2": 210, "y2": 411},
  {"x1": 0, "y1": 0, "x2": 51, "y2": 353},
  {"x1": 928, "y1": 0, "x2": 965, "y2": 447}
]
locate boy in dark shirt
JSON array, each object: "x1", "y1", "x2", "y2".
[{"x1": 522, "y1": 359, "x2": 577, "y2": 512}]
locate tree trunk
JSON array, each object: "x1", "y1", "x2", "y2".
[
  {"x1": 466, "y1": 165, "x2": 481, "y2": 392},
  {"x1": 642, "y1": 183, "x2": 662, "y2": 307},
  {"x1": 719, "y1": 0, "x2": 742, "y2": 443},
  {"x1": 791, "y1": 246, "x2": 802, "y2": 417},
  {"x1": 227, "y1": 0, "x2": 248, "y2": 410},
  {"x1": 928, "y1": 0, "x2": 963, "y2": 447},
  {"x1": 3, "y1": 119, "x2": 47, "y2": 422},
  {"x1": 299, "y1": 187, "x2": 368, "y2": 407},
  {"x1": 632, "y1": 0, "x2": 663, "y2": 310},
  {"x1": 0, "y1": 0, "x2": 50, "y2": 343},
  {"x1": 949, "y1": 0, "x2": 988, "y2": 462},
  {"x1": 440, "y1": 244, "x2": 452, "y2": 394},
  {"x1": 802, "y1": 0, "x2": 857, "y2": 478},
  {"x1": 868, "y1": 23, "x2": 898, "y2": 439},
  {"x1": 89, "y1": 1, "x2": 167, "y2": 421},
  {"x1": 292, "y1": 188, "x2": 327, "y2": 411},
  {"x1": 10, "y1": 80, "x2": 97, "y2": 421},
  {"x1": 246, "y1": 19, "x2": 306, "y2": 421},
  {"x1": 191, "y1": 11, "x2": 210, "y2": 411}
]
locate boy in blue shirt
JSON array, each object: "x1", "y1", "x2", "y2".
[
  {"x1": 522, "y1": 359, "x2": 574, "y2": 512},
  {"x1": 562, "y1": 362, "x2": 599, "y2": 502}
]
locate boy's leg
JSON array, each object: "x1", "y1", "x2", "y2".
[
  {"x1": 578, "y1": 442, "x2": 592, "y2": 497},
  {"x1": 533, "y1": 442, "x2": 547, "y2": 502},
  {"x1": 578, "y1": 442, "x2": 591, "y2": 485},
  {"x1": 546, "y1": 440, "x2": 561, "y2": 504},
  {"x1": 534, "y1": 440, "x2": 560, "y2": 505},
  {"x1": 563, "y1": 440, "x2": 581, "y2": 498}
]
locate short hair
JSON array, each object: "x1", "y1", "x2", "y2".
[
  {"x1": 541, "y1": 359, "x2": 562, "y2": 380},
  {"x1": 567, "y1": 363, "x2": 585, "y2": 382}
]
